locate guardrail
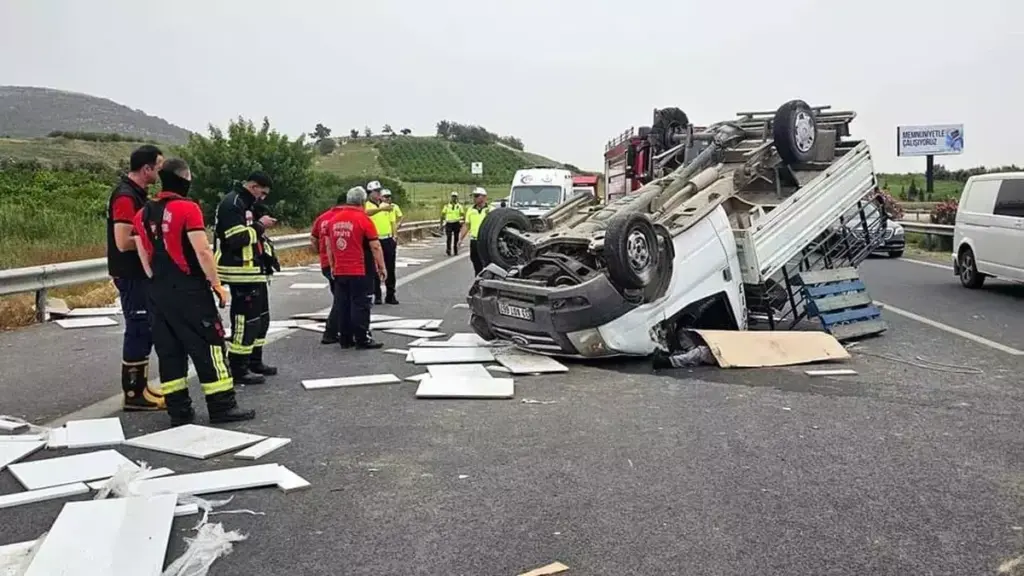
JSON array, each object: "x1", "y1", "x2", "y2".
[
  {"x1": 0, "y1": 220, "x2": 439, "y2": 323},
  {"x1": 899, "y1": 221, "x2": 954, "y2": 237}
]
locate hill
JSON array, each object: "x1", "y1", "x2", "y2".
[
  {"x1": 0, "y1": 137, "x2": 138, "y2": 169},
  {"x1": 0, "y1": 86, "x2": 191, "y2": 144}
]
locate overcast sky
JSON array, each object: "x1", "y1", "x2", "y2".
[{"x1": 1, "y1": 0, "x2": 1020, "y2": 173}]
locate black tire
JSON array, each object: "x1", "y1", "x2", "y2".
[
  {"x1": 888, "y1": 250, "x2": 904, "y2": 258},
  {"x1": 772, "y1": 99, "x2": 817, "y2": 165},
  {"x1": 477, "y1": 208, "x2": 532, "y2": 270},
  {"x1": 958, "y1": 246, "x2": 985, "y2": 288},
  {"x1": 604, "y1": 212, "x2": 660, "y2": 290},
  {"x1": 651, "y1": 107, "x2": 689, "y2": 150},
  {"x1": 642, "y1": 226, "x2": 675, "y2": 302}
]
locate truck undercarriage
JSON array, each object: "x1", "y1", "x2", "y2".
[{"x1": 467, "y1": 100, "x2": 888, "y2": 357}]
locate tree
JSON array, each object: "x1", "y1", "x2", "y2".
[
  {"x1": 907, "y1": 178, "x2": 920, "y2": 201},
  {"x1": 363, "y1": 126, "x2": 373, "y2": 138},
  {"x1": 317, "y1": 138, "x2": 337, "y2": 156},
  {"x1": 498, "y1": 135, "x2": 524, "y2": 150},
  {"x1": 311, "y1": 123, "x2": 332, "y2": 141},
  {"x1": 381, "y1": 124, "x2": 393, "y2": 135},
  {"x1": 350, "y1": 128, "x2": 360, "y2": 139},
  {"x1": 436, "y1": 120, "x2": 452, "y2": 139},
  {"x1": 400, "y1": 128, "x2": 412, "y2": 135},
  {"x1": 179, "y1": 116, "x2": 316, "y2": 225}
]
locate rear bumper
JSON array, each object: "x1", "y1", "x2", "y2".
[{"x1": 467, "y1": 264, "x2": 637, "y2": 357}]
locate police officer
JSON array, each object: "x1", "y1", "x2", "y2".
[
  {"x1": 460, "y1": 187, "x2": 491, "y2": 275},
  {"x1": 383, "y1": 189, "x2": 403, "y2": 234},
  {"x1": 107, "y1": 144, "x2": 166, "y2": 411},
  {"x1": 440, "y1": 192, "x2": 465, "y2": 256},
  {"x1": 364, "y1": 181, "x2": 398, "y2": 305},
  {"x1": 214, "y1": 172, "x2": 279, "y2": 385},
  {"x1": 131, "y1": 158, "x2": 255, "y2": 427}
]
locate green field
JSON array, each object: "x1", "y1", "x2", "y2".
[
  {"x1": 877, "y1": 173, "x2": 962, "y2": 201},
  {"x1": 0, "y1": 137, "x2": 137, "y2": 169}
]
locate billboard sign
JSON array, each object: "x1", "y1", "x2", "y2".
[{"x1": 896, "y1": 124, "x2": 964, "y2": 157}]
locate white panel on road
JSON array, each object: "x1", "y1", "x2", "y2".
[
  {"x1": 370, "y1": 314, "x2": 403, "y2": 322},
  {"x1": 0, "y1": 417, "x2": 28, "y2": 433},
  {"x1": 272, "y1": 271, "x2": 302, "y2": 276},
  {"x1": 448, "y1": 333, "x2": 491, "y2": 346},
  {"x1": 124, "y1": 424, "x2": 265, "y2": 460},
  {"x1": 0, "y1": 441, "x2": 45, "y2": 471},
  {"x1": 289, "y1": 283, "x2": 329, "y2": 290},
  {"x1": 412, "y1": 347, "x2": 494, "y2": 365},
  {"x1": 427, "y1": 364, "x2": 492, "y2": 380},
  {"x1": 233, "y1": 437, "x2": 291, "y2": 460},
  {"x1": 0, "y1": 482, "x2": 89, "y2": 510},
  {"x1": 383, "y1": 348, "x2": 410, "y2": 355},
  {"x1": 277, "y1": 466, "x2": 311, "y2": 492},
  {"x1": 370, "y1": 319, "x2": 437, "y2": 330},
  {"x1": 422, "y1": 319, "x2": 444, "y2": 330},
  {"x1": 805, "y1": 369, "x2": 858, "y2": 376},
  {"x1": 292, "y1": 312, "x2": 329, "y2": 321},
  {"x1": 87, "y1": 467, "x2": 175, "y2": 490},
  {"x1": 409, "y1": 340, "x2": 487, "y2": 348},
  {"x1": 64, "y1": 307, "x2": 123, "y2": 317},
  {"x1": 55, "y1": 317, "x2": 118, "y2": 329},
  {"x1": 269, "y1": 319, "x2": 308, "y2": 329},
  {"x1": 451, "y1": 303, "x2": 470, "y2": 309},
  {"x1": 415, "y1": 377, "x2": 514, "y2": 399},
  {"x1": 494, "y1": 351, "x2": 569, "y2": 374},
  {"x1": 397, "y1": 258, "x2": 432, "y2": 264},
  {"x1": 487, "y1": 365, "x2": 512, "y2": 373},
  {"x1": 0, "y1": 539, "x2": 38, "y2": 571},
  {"x1": 23, "y1": 494, "x2": 177, "y2": 576},
  {"x1": 383, "y1": 329, "x2": 446, "y2": 339},
  {"x1": 49, "y1": 417, "x2": 125, "y2": 449},
  {"x1": 129, "y1": 463, "x2": 302, "y2": 496},
  {"x1": 405, "y1": 373, "x2": 429, "y2": 382},
  {"x1": 9, "y1": 449, "x2": 139, "y2": 490},
  {"x1": 296, "y1": 323, "x2": 326, "y2": 333},
  {"x1": 301, "y1": 374, "x2": 401, "y2": 390}
]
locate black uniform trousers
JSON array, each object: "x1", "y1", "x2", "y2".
[
  {"x1": 444, "y1": 222, "x2": 461, "y2": 254},
  {"x1": 149, "y1": 282, "x2": 234, "y2": 398},
  {"x1": 469, "y1": 239, "x2": 484, "y2": 276},
  {"x1": 226, "y1": 283, "x2": 270, "y2": 364},
  {"x1": 372, "y1": 238, "x2": 397, "y2": 301},
  {"x1": 333, "y1": 275, "x2": 372, "y2": 344}
]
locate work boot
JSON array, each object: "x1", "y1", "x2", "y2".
[
  {"x1": 122, "y1": 362, "x2": 166, "y2": 411},
  {"x1": 248, "y1": 347, "x2": 278, "y2": 376},
  {"x1": 205, "y1": 390, "x2": 255, "y2": 424},
  {"x1": 651, "y1": 351, "x2": 674, "y2": 370},
  {"x1": 374, "y1": 296, "x2": 384, "y2": 306},
  {"x1": 355, "y1": 338, "x2": 383, "y2": 350},
  {"x1": 385, "y1": 294, "x2": 400, "y2": 305},
  {"x1": 321, "y1": 334, "x2": 339, "y2": 345},
  {"x1": 164, "y1": 390, "x2": 195, "y2": 428},
  {"x1": 228, "y1": 353, "x2": 266, "y2": 385}
]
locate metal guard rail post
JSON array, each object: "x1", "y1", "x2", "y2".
[{"x1": 0, "y1": 220, "x2": 439, "y2": 323}]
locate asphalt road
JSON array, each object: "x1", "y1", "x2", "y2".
[{"x1": 1, "y1": 251, "x2": 1023, "y2": 575}]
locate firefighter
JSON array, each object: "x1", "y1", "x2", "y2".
[
  {"x1": 107, "y1": 144, "x2": 166, "y2": 411},
  {"x1": 440, "y1": 191, "x2": 465, "y2": 256},
  {"x1": 214, "y1": 171, "x2": 279, "y2": 385},
  {"x1": 459, "y1": 187, "x2": 491, "y2": 275},
  {"x1": 326, "y1": 187, "x2": 387, "y2": 349},
  {"x1": 131, "y1": 158, "x2": 255, "y2": 427},
  {"x1": 364, "y1": 180, "x2": 398, "y2": 305},
  {"x1": 310, "y1": 193, "x2": 345, "y2": 344}
]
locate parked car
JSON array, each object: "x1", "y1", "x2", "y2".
[{"x1": 952, "y1": 172, "x2": 1024, "y2": 288}]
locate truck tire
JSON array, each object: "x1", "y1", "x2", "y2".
[
  {"x1": 772, "y1": 99, "x2": 817, "y2": 165},
  {"x1": 651, "y1": 108, "x2": 689, "y2": 150},
  {"x1": 642, "y1": 226, "x2": 675, "y2": 302},
  {"x1": 604, "y1": 212, "x2": 660, "y2": 290},
  {"x1": 478, "y1": 208, "x2": 533, "y2": 270}
]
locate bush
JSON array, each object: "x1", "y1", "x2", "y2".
[
  {"x1": 317, "y1": 138, "x2": 337, "y2": 156},
  {"x1": 875, "y1": 189, "x2": 904, "y2": 220},
  {"x1": 46, "y1": 130, "x2": 151, "y2": 143},
  {"x1": 930, "y1": 198, "x2": 958, "y2": 225}
]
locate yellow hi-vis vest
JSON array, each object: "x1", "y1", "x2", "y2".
[
  {"x1": 466, "y1": 205, "x2": 490, "y2": 239},
  {"x1": 442, "y1": 203, "x2": 464, "y2": 222},
  {"x1": 366, "y1": 200, "x2": 394, "y2": 237}
]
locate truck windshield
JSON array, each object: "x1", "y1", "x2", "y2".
[{"x1": 510, "y1": 185, "x2": 562, "y2": 208}]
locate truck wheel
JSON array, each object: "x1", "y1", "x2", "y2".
[
  {"x1": 958, "y1": 246, "x2": 985, "y2": 289},
  {"x1": 604, "y1": 212, "x2": 660, "y2": 290},
  {"x1": 772, "y1": 99, "x2": 817, "y2": 164},
  {"x1": 642, "y1": 226, "x2": 676, "y2": 302},
  {"x1": 478, "y1": 208, "x2": 533, "y2": 270}
]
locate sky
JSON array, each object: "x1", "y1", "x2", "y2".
[{"x1": 0, "y1": 0, "x2": 1021, "y2": 174}]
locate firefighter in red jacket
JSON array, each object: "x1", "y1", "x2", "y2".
[
  {"x1": 310, "y1": 194, "x2": 345, "y2": 344},
  {"x1": 132, "y1": 158, "x2": 255, "y2": 427}
]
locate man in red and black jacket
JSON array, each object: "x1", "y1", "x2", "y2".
[
  {"x1": 132, "y1": 158, "x2": 255, "y2": 427},
  {"x1": 106, "y1": 144, "x2": 166, "y2": 411}
]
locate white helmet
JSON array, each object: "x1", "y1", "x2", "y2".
[
  {"x1": 366, "y1": 180, "x2": 382, "y2": 192},
  {"x1": 381, "y1": 189, "x2": 392, "y2": 197},
  {"x1": 472, "y1": 187, "x2": 487, "y2": 196}
]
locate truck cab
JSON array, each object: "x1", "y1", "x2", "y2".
[
  {"x1": 571, "y1": 175, "x2": 600, "y2": 201},
  {"x1": 509, "y1": 168, "x2": 574, "y2": 221}
]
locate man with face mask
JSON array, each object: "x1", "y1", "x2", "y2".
[
  {"x1": 132, "y1": 158, "x2": 255, "y2": 427},
  {"x1": 214, "y1": 172, "x2": 278, "y2": 386},
  {"x1": 107, "y1": 144, "x2": 166, "y2": 412}
]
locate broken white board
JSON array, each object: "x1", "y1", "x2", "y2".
[
  {"x1": 411, "y1": 340, "x2": 487, "y2": 348},
  {"x1": 125, "y1": 424, "x2": 265, "y2": 460},
  {"x1": 370, "y1": 314, "x2": 403, "y2": 322},
  {"x1": 405, "y1": 373, "x2": 429, "y2": 382},
  {"x1": 296, "y1": 323, "x2": 326, "y2": 333},
  {"x1": 64, "y1": 307, "x2": 123, "y2": 317},
  {"x1": 384, "y1": 348, "x2": 410, "y2": 356},
  {"x1": 427, "y1": 364, "x2": 492, "y2": 380},
  {"x1": 383, "y1": 329, "x2": 446, "y2": 339},
  {"x1": 233, "y1": 437, "x2": 291, "y2": 460},
  {"x1": 86, "y1": 467, "x2": 175, "y2": 490},
  {"x1": 54, "y1": 417, "x2": 125, "y2": 449},
  {"x1": 415, "y1": 377, "x2": 515, "y2": 399},
  {"x1": 8, "y1": 449, "x2": 139, "y2": 490},
  {"x1": 0, "y1": 441, "x2": 45, "y2": 470},
  {"x1": 370, "y1": 319, "x2": 436, "y2": 330},
  {"x1": 0, "y1": 418, "x2": 28, "y2": 434},
  {"x1": 292, "y1": 311, "x2": 329, "y2": 321},
  {"x1": 423, "y1": 319, "x2": 443, "y2": 330},
  {"x1": 277, "y1": 466, "x2": 311, "y2": 492},
  {"x1": 54, "y1": 317, "x2": 118, "y2": 329},
  {"x1": 269, "y1": 319, "x2": 305, "y2": 329},
  {"x1": 448, "y1": 333, "x2": 491, "y2": 346},
  {"x1": 487, "y1": 365, "x2": 512, "y2": 373},
  {"x1": 805, "y1": 368, "x2": 858, "y2": 376},
  {"x1": 173, "y1": 503, "x2": 200, "y2": 517},
  {"x1": 494, "y1": 351, "x2": 569, "y2": 375},
  {"x1": 689, "y1": 329, "x2": 850, "y2": 368},
  {"x1": 0, "y1": 482, "x2": 90, "y2": 510},
  {"x1": 302, "y1": 374, "x2": 401, "y2": 390},
  {"x1": 411, "y1": 347, "x2": 494, "y2": 365},
  {"x1": 289, "y1": 282, "x2": 328, "y2": 290},
  {"x1": 129, "y1": 463, "x2": 306, "y2": 496},
  {"x1": 452, "y1": 303, "x2": 470, "y2": 309},
  {"x1": 0, "y1": 434, "x2": 45, "y2": 442},
  {"x1": 0, "y1": 539, "x2": 37, "y2": 575},
  {"x1": 23, "y1": 494, "x2": 177, "y2": 576}
]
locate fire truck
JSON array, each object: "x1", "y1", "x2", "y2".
[{"x1": 603, "y1": 108, "x2": 702, "y2": 204}]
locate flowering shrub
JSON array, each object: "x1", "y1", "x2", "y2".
[
  {"x1": 875, "y1": 189, "x2": 904, "y2": 220},
  {"x1": 930, "y1": 199, "x2": 958, "y2": 225}
]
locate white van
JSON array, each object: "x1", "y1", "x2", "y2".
[
  {"x1": 508, "y1": 168, "x2": 574, "y2": 219},
  {"x1": 952, "y1": 172, "x2": 1024, "y2": 288}
]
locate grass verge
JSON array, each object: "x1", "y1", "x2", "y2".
[{"x1": 0, "y1": 280, "x2": 119, "y2": 331}]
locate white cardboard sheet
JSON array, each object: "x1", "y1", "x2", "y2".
[
  {"x1": 448, "y1": 333, "x2": 491, "y2": 346},
  {"x1": 427, "y1": 364, "x2": 492, "y2": 380},
  {"x1": 296, "y1": 323, "x2": 326, "y2": 333},
  {"x1": 383, "y1": 329, "x2": 446, "y2": 339},
  {"x1": 64, "y1": 307, "x2": 122, "y2": 317},
  {"x1": 54, "y1": 317, "x2": 118, "y2": 329},
  {"x1": 0, "y1": 482, "x2": 89, "y2": 510},
  {"x1": 494, "y1": 351, "x2": 569, "y2": 374},
  {"x1": 0, "y1": 418, "x2": 28, "y2": 433},
  {"x1": 8, "y1": 449, "x2": 139, "y2": 490},
  {"x1": 289, "y1": 283, "x2": 329, "y2": 290},
  {"x1": 415, "y1": 377, "x2": 515, "y2": 399},
  {"x1": 124, "y1": 424, "x2": 266, "y2": 460},
  {"x1": 411, "y1": 347, "x2": 495, "y2": 365},
  {"x1": 0, "y1": 441, "x2": 45, "y2": 470},
  {"x1": 57, "y1": 417, "x2": 125, "y2": 449},
  {"x1": 86, "y1": 467, "x2": 175, "y2": 490},
  {"x1": 370, "y1": 319, "x2": 437, "y2": 330},
  {"x1": 233, "y1": 437, "x2": 291, "y2": 460},
  {"x1": 370, "y1": 314, "x2": 403, "y2": 322},
  {"x1": 129, "y1": 463, "x2": 306, "y2": 496},
  {"x1": 301, "y1": 374, "x2": 401, "y2": 390}
]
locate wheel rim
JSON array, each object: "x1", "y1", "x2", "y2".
[
  {"x1": 961, "y1": 253, "x2": 974, "y2": 282},
  {"x1": 626, "y1": 230, "x2": 652, "y2": 272},
  {"x1": 497, "y1": 227, "x2": 525, "y2": 262},
  {"x1": 794, "y1": 111, "x2": 815, "y2": 153}
]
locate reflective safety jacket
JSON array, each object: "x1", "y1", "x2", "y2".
[
  {"x1": 214, "y1": 184, "x2": 270, "y2": 284},
  {"x1": 441, "y1": 202, "x2": 465, "y2": 223}
]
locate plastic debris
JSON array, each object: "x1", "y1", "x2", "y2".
[{"x1": 161, "y1": 520, "x2": 247, "y2": 576}]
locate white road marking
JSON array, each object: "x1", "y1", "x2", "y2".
[
  {"x1": 44, "y1": 251, "x2": 469, "y2": 427},
  {"x1": 875, "y1": 301, "x2": 1024, "y2": 356},
  {"x1": 900, "y1": 258, "x2": 953, "y2": 271}
]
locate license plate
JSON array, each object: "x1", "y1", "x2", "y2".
[{"x1": 497, "y1": 301, "x2": 534, "y2": 321}]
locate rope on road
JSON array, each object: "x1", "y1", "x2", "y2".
[{"x1": 853, "y1": 350, "x2": 984, "y2": 374}]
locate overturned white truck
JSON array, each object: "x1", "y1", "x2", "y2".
[{"x1": 466, "y1": 100, "x2": 889, "y2": 357}]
